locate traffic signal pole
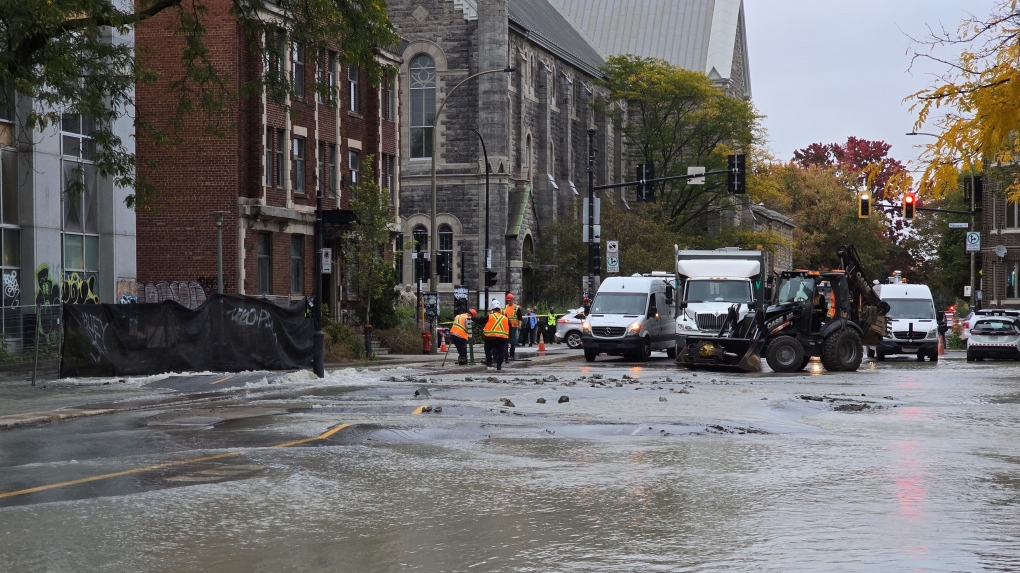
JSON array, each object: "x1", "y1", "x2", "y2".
[{"x1": 587, "y1": 129, "x2": 597, "y2": 297}]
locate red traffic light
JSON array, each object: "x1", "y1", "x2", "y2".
[
  {"x1": 903, "y1": 193, "x2": 916, "y2": 219},
  {"x1": 904, "y1": 194, "x2": 915, "y2": 204}
]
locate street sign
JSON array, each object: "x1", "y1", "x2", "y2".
[
  {"x1": 948, "y1": 222, "x2": 969, "y2": 229},
  {"x1": 582, "y1": 224, "x2": 601, "y2": 242},
  {"x1": 321, "y1": 248, "x2": 332, "y2": 274},
  {"x1": 607, "y1": 255, "x2": 620, "y2": 273},
  {"x1": 687, "y1": 166, "x2": 705, "y2": 185},
  {"x1": 423, "y1": 291, "x2": 440, "y2": 318},
  {"x1": 606, "y1": 240, "x2": 619, "y2": 254},
  {"x1": 966, "y1": 232, "x2": 981, "y2": 252}
]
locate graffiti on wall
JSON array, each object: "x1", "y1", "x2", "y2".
[
  {"x1": 3, "y1": 270, "x2": 20, "y2": 307},
  {"x1": 62, "y1": 272, "x2": 100, "y2": 305},
  {"x1": 36, "y1": 264, "x2": 60, "y2": 306},
  {"x1": 139, "y1": 281, "x2": 208, "y2": 310},
  {"x1": 116, "y1": 278, "x2": 138, "y2": 304}
]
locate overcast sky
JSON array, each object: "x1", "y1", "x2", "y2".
[{"x1": 743, "y1": 0, "x2": 996, "y2": 167}]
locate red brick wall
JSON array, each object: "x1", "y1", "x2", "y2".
[{"x1": 136, "y1": 0, "x2": 399, "y2": 299}]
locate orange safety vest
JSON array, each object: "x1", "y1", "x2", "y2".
[
  {"x1": 450, "y1": 313, "x2": 471, "y2": 340},
  {"x1": 484, "y1": 312, "x2": 510, "y2": 338},
  {"x1": 505, "y1": 303, "x2": 520, "y2": 327}
]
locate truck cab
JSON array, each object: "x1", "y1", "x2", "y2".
[{"x1": 673, "y1": 248, "x2": 765, "y2": 349}]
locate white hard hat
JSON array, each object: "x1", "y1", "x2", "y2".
[{"x1": 490, "y1": 299, "x2": 501, "y2": 309}]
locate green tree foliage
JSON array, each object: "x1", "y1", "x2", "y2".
[
  {"x1": 763, "y1": 163, "x2": 893, "y2": 277},
  {"x1": 346, "y1": 156, "x2": 398, "y2": 330},
  {"x1": 0, "y1": 0, "x2": 396, "y2": 207},
  {"x1": 598, "y1": 55, "x2": 762, "y2": 232},
  {"x1": 906, "y1": 2, "x2": 1020, "y2": 198}
]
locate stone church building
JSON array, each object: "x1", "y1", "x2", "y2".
[{"x1": 388, "y1": 0, "x2": 754, "y2": 304}]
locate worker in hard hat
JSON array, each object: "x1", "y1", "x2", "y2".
[
  {"x1": 449, "y1": 308, "x2": 477, "y2": 365},
  {"x1": 483, "y1": 299, "x2": 509, "y2": 370},
  {"x1": 504, "y1": 293, "x2": 521, "y2": 360}
]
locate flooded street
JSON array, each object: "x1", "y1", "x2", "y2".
[{"x1": 2, "y1": 356, "x2": 1020, "y2": 571}]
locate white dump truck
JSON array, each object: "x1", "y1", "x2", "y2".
[{"x1": 673, "y1": 247, "x2": 766, "y2": 350}]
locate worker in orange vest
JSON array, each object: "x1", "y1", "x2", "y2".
[
  {"x1": 450, "y1": 308, "x2": 477, "y2": 365},
  {"x1": 504, "y1": 293, "x2": 521, "y2": 360},
  {"x1": 483, "y1": 299, "x2": 510, "y2": 370}
]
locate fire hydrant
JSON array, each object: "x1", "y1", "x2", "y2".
[{"x1": 421, "y1": 330, "x2": 432, "y2": 354}]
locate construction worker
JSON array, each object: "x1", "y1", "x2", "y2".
[
  {"x1": 505, "y1": 293, "x2": 521, "y2": 360},
  {"x1": 483, "y1": 299, "x2": 509, "y2": 370},
  {"x1": 545, "y1": 307, "x2": 557, "y2": 344},
  {"x1": 450, "y1": 308, "x2": 477, "y2": 365}
]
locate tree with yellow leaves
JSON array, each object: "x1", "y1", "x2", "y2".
[{"x1": 907, "y1": 1, "x2": 1020, "y2": 198}]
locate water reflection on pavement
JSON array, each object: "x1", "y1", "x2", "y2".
[{"x1": 2, "y1": 357, "x2": 1020, "y2": 572}]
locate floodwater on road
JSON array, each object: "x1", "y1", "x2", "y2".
[{"x1": 2, "y1": 358, "x2": 1020, "y2": 572}]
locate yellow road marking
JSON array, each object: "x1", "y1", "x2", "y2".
[
  {"x1": 0, "y1": 423, "x2": 352, "y2": 500},
  {"x1": 209, "y1": 375, "x2": 233, "y2": 386}
]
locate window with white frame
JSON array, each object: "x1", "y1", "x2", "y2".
[
  {"x1": 349, "y1": 150, "x2": 360, "y2": 189},
  {"x1": 409, "y1": 54, "x2": 435, "y2": 158},
  {"x1": 317, "y1": 50, "x2": 337, "y2": 104},
  {"x1": 383, "y1": 76, "x2": 395, "y2": 121},
  {"x1": 61, "y1": 113, "x2": 99, "y2": 300},
  {"x1": 274, "y1": 129, "x2": 284, "y2": 187},
  {"x1": 438, "y1": 224, "x2": 453, "y2": 284},
  {"x1": 257, "y1": 232, "x2": 272, "y2": 294},
  {"x1": 292, "y1": 43, "x2": 305, "y2": 98},
  {"x1": 348, "y1": 65, "x2": 359, "y2": 112},
  {"x1": 1007, "y1": 262, "x2": 1020, "y2": 299},
  {"x1": 317, "y1": 141, "x2": 337, "y2": 196},
  {"x1": 290, "y1": 234, "x2": 304, "y2": 294},
  {"x1": 382, "y1": 154, "x2": 395, "y2": 206},
  {"x1": 1006, "y1": 199, "x2": 1020, "y2": 229},
  {"x1": 0, "y1": 148, "x2": 20, "y2": 308},
  {"x1": 292, "y1": 137, "x2": 305, "y2": 193}
]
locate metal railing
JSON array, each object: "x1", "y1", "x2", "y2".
[{"x1": 0, "y1": 304, "x2": 62, "y2": 379}]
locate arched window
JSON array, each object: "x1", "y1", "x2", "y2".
[
  {"x1": 438, "y1": 224, "x2": 454, "y2": 284},
  {"x1": 412, "y1": 225, "x2": 428, "y2": 284},
  {"x1": 409, "y1": 55, "x2": 436, "y2": 159},
  {"x1": 524, "y1": 134, "x2": 532, "y2": 167}
]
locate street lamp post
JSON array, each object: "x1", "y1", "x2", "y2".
[
  {"x1": 428, "y1": 66, "x2": 515, "y2": 350},
  {"x1": 471, "y1": 129, "x2": 491, "y2": 313},
  {"x1": 908, "y1": 131, "x2": 977, "y2": 308},
  {"x1": 586, "y1": 128, "x2": 597, "y2": 297},
  {"x1": 210, "y1": 211, "x2": 230, "y2": 294}
]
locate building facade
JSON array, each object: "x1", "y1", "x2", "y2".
[
  {"x1": 135, "y1": 0, "x2": 400, "y2": 314},
  {"x1": 388, "y1": 0, "x2": 623, "y2": 302},
  {"x1": 0, "y1": 29, "x2": 137, "y2": 350}
]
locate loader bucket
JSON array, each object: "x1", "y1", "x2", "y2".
[{"x1": 676, "y1": 335, "x2": 763, "y2": 373}]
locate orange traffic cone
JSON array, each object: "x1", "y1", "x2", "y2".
[
  {"x1": 938, "y1": 334, "x2": 945, "y2": 355},
  {"x1": 440, "y1": 335, "x2": 448, "y2": 353},
  {"x1": 538, "y1": 332, "x2": 546, "y2": 355}
]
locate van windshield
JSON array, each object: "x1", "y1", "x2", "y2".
[
  {"x1": 591, "y1": 293, "x2": 648, "y2": 315},
  {"x1": 885, "y1": 299, "x2": 935, "y2": 319},
  {"x1": 685, "y1": 280, "x2": 752, "y2": 303}
]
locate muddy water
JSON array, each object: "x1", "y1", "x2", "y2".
[{"x1": 2, "y1": 359, "x2": 1020, "y2": 571}]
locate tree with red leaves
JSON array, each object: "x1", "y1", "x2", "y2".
[{"x1": 793, "y1": 136, "x2": 908, "y2": 203}]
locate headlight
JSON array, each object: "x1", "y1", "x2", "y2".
[
  {"x1": 581, "y1": 321, "x2": 591, "y2": 333},
  {"x1": 927, "y1": 328, "x2": 938, "y2": 340},
  {"x1": 627, "y1": 321, "x2": 642, "y2": 335},
  {"x1": 676, "y1": 322, "x2": 699, "y2": 331}
]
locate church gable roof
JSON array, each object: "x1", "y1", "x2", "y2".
[
  {"x1": 546, "y1": 0, "x2": 750, "y2": 98},
  {"x1": 508, "y1": 0, "x2": 607, "y2": 78}
]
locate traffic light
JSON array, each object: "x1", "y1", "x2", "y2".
[
  {"x1": 636, "y1": 164, "x2": 655, "y2": 202},
  {"x1": 485, "y1": 270, "x2": 498, "y2": 287},
  {"x1": 727, "y1": 154, "x2": 746, "y2": 194},
  {"x1": 858, "y1": 192, "x2": 871, "y2": 218},
  {"x1": 590, "y1": 243, "x2": 602, "y2": 276},
  {"x1": 903, "y1": 192, "x2": 916, "y2": 219}
]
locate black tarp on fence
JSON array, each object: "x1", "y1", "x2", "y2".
[{"x1": 60, "y1": 294, "x2": 312, "y2": 377}]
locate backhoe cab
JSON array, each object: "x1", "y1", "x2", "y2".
[{"x1": 676, "y1": 245, "x2": 889, "y2": 373}]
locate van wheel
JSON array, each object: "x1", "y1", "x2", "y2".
[
  {"x1": 584, "y1": 349, "x2": 597, "y2": 362},
  {"x1": 637, "y1": 338, "x2": 652, "y2": 361}
]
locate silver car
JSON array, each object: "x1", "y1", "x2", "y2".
[
  {"x1": 966, "y1": 316, "x2": 1020, "y2": 361},
  {"x1": 555, "y1": 308, "x2": 586, "y2": 349}
]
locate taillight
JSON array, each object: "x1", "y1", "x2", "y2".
[
  {"x1": 963, "y1": 321, "x2": 969, "y2": 328},
  {"x1": 557, "y1": 319, "x2": 568, "y2": 323}
]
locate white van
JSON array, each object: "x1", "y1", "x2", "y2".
[
  {"x1": 581, "y1": 273, "x2": 676, "y2": 362},
  {"x1": 871, "y1": 282, "x2": 940, "y2": 361}
]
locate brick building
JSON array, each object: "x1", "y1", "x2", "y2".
[
  {"x1": 135, "y1": 1, "x2": 401, "y2": 313},
  {"x1": 388, "y1": 0, "x2": 623, "y2": 303}
]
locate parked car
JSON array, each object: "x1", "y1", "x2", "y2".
[
  {"x1": 966, "y1": 316, "x2": 1020, "y2": 361},
  {"x1": 961, "y1": 309, "x2": 1020, "y2": 340},
  {"x1": 555, "y1": 308, "x2": 586, "y2": 349}
]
